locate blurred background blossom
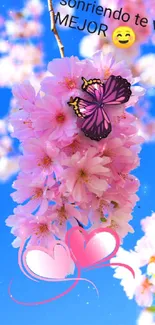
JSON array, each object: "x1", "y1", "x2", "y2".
[{"x1": 0, "y1": 0, "x2": 46, "y2": 181}]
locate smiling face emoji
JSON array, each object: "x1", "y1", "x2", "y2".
[{"x1": 112, "y1": 26, "x2": 136, "y2": 49}]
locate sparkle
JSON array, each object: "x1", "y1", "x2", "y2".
[{"x1": 144, "y1": 186, "x2": 147, "y2": 192}]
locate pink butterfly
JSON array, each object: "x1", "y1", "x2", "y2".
[{"x1": 68, "y1": 75, "x2": 132, "y2": 141}]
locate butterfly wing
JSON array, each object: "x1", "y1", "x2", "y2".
[
  {"x1": 68, "y1": 96, "x2": 111, "y2": 140},
  {"x1": 81, "y1": 76, "x2": 132, "y2": 105},
  {"x1": 81, "y1": 107, "x2": 112, "y2": 141},
  {"x1": 68, "y1": 96, "x2": 97, "y2": 118},
  {"x1": 81, "y1": 77, "x2": 105, "y2": 102},
  {"x1": 68, "y1": 75, "x2": 131, "y2": 141},
  {"x1": 101, "y1": 75, "x2": 132, "y2": 105}
]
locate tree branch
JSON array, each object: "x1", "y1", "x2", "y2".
[{"x1": 47, "y1": 0, "x2": 65, "y2": 58}]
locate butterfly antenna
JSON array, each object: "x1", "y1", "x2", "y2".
[
  {"x1": 81, "y1": 77, "x2": 88, "y2": 89},
  {"x1": 67, "y1": 96, "x2": 74, "y2": 106}
]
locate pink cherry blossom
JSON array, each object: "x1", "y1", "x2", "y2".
[
  {"x1": 41, "y1": 56, "x2": 98, "y2": 97},
  {"x1": 92, "y1": 52, "x2": 132, "y2": 82},
  {"x1": 48, "y1": 199, "x2": 88, "y2": 239},
  {"x1": 19, "y1": 138, "x2": 61, "y2": 177},
  {"x1": 6, "y1": 205, "x2": 56, "y2": 248},
  {"x1": 11, "y1": 172, "x2": 55, "y2": 215},
  {"x1": 32, "y1": 94, "x2": 78, "y2": 141},
  {"x1": 61, "y1": 147, "x2": 111, "y2": 202}
]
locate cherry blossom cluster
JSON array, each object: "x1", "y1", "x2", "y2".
[{"x1": 6, "y1": 52, "x2": 144, "y2": 249}]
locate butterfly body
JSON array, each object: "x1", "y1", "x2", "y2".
[{"x1": 68, "y1": 75, "x2": 132, "y2": 141}]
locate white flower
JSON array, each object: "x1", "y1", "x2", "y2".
[
  {"x1": 110, "y1": 247, "x2": 142, "y2": 299},
  {"x1": 23, "y1": 0, "x2": 44, "y2": 17},
  {"x1": 135, "y1": 236, "x2": 155, "y2": 269},
  {"x1": 80, "y1": 34, "x2": 100, "y2": 58},
  {"x1": 0, "y1": 156, "x2": 19, "y2": 181},
  {"x1": 137, "y1": 310, "x2": 155, "y2": 325},
  {"x1": 135, "y1": 54, "x2": 155, "y2": 86}
]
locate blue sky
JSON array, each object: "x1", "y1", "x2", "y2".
[{"x1": 0, "y1": 0, "x2": 155, "y2": 324}]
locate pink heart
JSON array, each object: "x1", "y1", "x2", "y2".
[
  {"x1": 23, "y1": 242, "x2": 75, "y2": 279},
  {"x1": 65, "y1": 227, "x2": 120, "y2": 268}
]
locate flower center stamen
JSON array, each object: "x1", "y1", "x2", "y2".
[
  {"x1": 104, "y1": 68, "x2": 111, "y2": 79},
  {"x1": 149, "y1": 256, "x2": 155, "y2": 264},
  {"x1": 32, "y1": 188, "x2": 43, "y2": 199},
  {"x1": 78, "y1": 169, "x2": 89, "y2": 182},
  {"x1": 109, "y1": 220, "x2": 119, "y2": 229},
  {"x1": 57, "y1": 205, "x2": 67, "y2": 225},
  {"x1": 23, "y1": 119, "x2": 33, "y2": 128},
  {"x1": 58, "y1": 77, "x2": 76, "y2": 90},
  {"x1": 64, "y1": 77, "x2": 76, "y2": 90},
  {"x1": 38, "y1": 155, "x2": 52, "y2": 167},
  {"x1": 34, "y1": 223, "x2": 49, "y2": 237},
  {"x1": 141, "y1": 278, "x2": 152, "y2": 294},
  {"x1": 56, "y1": 113, "x2": 66, "y2": 124}
]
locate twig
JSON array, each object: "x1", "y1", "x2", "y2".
[{"x1": 47, "y1": 0, "x2": 65, "y2": 58}]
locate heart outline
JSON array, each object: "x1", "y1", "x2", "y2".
[{"x1": 65, "y1": 226, "x2": 120, "y2": 269}]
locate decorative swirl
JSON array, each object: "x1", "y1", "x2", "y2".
[
  {"x1": 8, "y1": 226, "x2": 135, "y2": 306},
  {"x1": 8, "y1": 237, "x2": 99, "y2": 306}
]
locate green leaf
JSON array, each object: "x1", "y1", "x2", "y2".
[
  {"x1": 100, "y1": 217, "x2": 107, "y2": 223},
  {"x1": 146, "y1": 306, "x2": 155, "y2": 313}
]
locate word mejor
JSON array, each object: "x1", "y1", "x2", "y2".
[
  {"x1": 55, "y1": 12, "x2": 108, "y2": 35},
  {"x1": 55, "y1": 0, "x2": 143, "y2": 35},
  {"x1": 55, "y1": 0, "x2": 113, "y2": 35}
]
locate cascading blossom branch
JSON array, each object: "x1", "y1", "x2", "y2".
[{"x1": 6, "y1": 51, "x2": 144, "y2": 251}]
